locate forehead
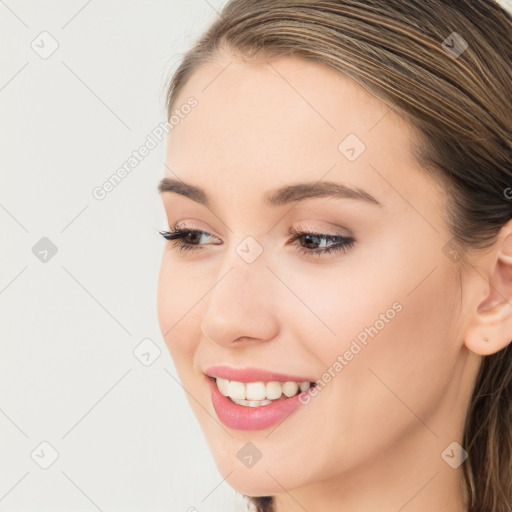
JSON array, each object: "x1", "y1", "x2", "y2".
[{"x1": 164, "y1": 53, "x2": 439, "y2": 214}]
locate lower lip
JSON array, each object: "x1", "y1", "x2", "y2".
[{"x1": 207, "y1": 377, "x2": 311, "y2": 431}]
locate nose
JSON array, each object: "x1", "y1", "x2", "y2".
[{"x1": 200, "y1": 250, "x2": 281, "y2": 348}]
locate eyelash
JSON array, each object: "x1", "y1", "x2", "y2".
[{"x1": 158, "y1": 226, "x2": 356, "y2": 257}]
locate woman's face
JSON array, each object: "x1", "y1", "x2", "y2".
[{"x1": 157, "y1": 54, "x2": 479, "y2": 500}]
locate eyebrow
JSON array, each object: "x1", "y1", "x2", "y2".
[{"x1": 157, "y1": 177, "x2": 382, "y2": 208}]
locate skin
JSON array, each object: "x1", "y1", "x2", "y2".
[{"x1": 157, "y1": 52, "x2": 512, "y2": 512}]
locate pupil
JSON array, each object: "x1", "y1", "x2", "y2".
[
  {"x1": 304, "y1": 234, "x2": 319, "y2": 249},
  {"x1": 186, "y1": 232, "x2": 199, "y2": 244}
]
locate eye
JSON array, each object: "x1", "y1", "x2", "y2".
[
  {"x1": 287, "y1": 226, "x2": 356, "y2": 256},
  {"x1": 158, "y1": 225, "x2": 356, "y2": 256},
  {"x1": 158, "y1": 226, "x2": 221, "y2": 253}
]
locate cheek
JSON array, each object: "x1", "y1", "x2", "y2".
[
  {"x1": 309, "y1": 261, "x2": 461, "y2": 459},
  {"x1": 281, "y1": 240, "x2": 460, "y2": 442},
  {"x1": 157, "y1": 254, "x2": 202, "y2": 367}
]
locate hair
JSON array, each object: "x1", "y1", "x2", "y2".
[{"x1": 164, "y1": 1, "x2": 512, "y2": 511}]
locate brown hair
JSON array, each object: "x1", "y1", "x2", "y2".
[{"x1": 164, "y1": 1, "x2": 512, "y2": 511}]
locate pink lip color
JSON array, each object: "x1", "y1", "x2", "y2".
[
  {"x1": 204, "y1": 365, "x2": 316, "y2": 383},
  {"x1": 206, "y1": 373, "x2": 314, "y2": 431}
]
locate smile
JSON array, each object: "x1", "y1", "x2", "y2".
[
  {"x1": 204, "y1": 366, "x2": 317, "y2": 430},
  {"x1": 215, "y1": 377, "x2": 314, "y2": 406}
]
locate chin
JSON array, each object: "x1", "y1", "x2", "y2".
[
  {"x1": 209, "y1": 447, "x2": 309, "y2": 497},
  {"x1": 224, "y1": 471, "x2": 284, "y2": 497}
]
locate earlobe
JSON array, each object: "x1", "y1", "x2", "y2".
[
  {"x1": 465, "y1": 331, "x2": 507, "y2": 357},
  {"x1": 463, "y1": 226, "x2": 512, "y2": 356}
]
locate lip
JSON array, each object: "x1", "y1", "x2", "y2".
[
  {"x1": 204, "y1": 365, "x2": 316, "y2": 383},
  {"x1": 206, "y1": 375, "x2": 313, "y2": 430}
]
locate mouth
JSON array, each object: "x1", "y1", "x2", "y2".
[
  {"x1": 210, "y1": 376, "x2": 317, "y2": 407},
  {"x1": 205, "y1": 372, "x2": 318, "y2": 431}
]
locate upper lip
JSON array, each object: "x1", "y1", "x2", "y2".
[{"x1": 204, "y1": 365, "x2": 316, "y2": 383}]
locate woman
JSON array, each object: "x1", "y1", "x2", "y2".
[{"x1": 156, "y1": 1, "x2": 512, "y2": 511}]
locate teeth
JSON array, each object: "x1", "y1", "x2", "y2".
[
  {"x1": 266, "y1": 381, "x2": 282, "y2": 400},
  {"x1": 246, "y1": 382, "x2": 267, "y2": 400},
  {"x1": 231, "y1": 398, "x2": 273, "y2": 407},
  {"x1": 227, "y1": 380, "x2": 245, "y2": 400},
  {"x1": 215, "y1": 378, "x2": 312, "y2": 404},
  {"x1": 282, "y1": 381, "x2": 299, "y2": 397},
  {"x1": 216, "y1": 378, "x2": 230, "y2": 397},
  {"x1": 299, "y1": 381, "x2": 311, "y2": 392}
]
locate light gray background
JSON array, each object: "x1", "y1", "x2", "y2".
[
  {"x1": 0, "y1": 1, "x2": 247, "y2": 511},
  {"x1": 2, "y1": 1, "x2": 512, "y2": 511}
]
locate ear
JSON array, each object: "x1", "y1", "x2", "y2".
[{"x1": 464, "y1": 220, "x2": 512, "y2": 356}]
